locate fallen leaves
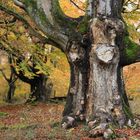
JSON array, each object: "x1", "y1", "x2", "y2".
[{"x1": 0, "y1": 103, "x2": 140, "y2": 140}]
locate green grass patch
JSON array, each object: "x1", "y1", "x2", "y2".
[
  {"x1": 49, "y1": 121, "x2": 60, "y2": 128},
  {"x1": 0, "y1": 123, "x2": 38, "y2": 130},
  {"x1": 0, "y1": 112, "x2": 8, "y2": 117}
]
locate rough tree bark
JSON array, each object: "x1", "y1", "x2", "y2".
[
  {"x1": 11, "y1": 0, "x2": 140, "y2": 137},
  {"x1": 63, "y1": 41, "x2": 89, "y2": 120},
  {"x1": 86, "y1": 18, "x2": 128, "y2": 135}
]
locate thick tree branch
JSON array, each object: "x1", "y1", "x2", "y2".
[
  {"x1": 9, "y1": 73, "x2": 18, "y2": 86},
  {"x1": 16, "y1": 0, "x2": 68, "y2": 50},
  {"x1": 121, "y1": 38, "x2": 140, "y2": 66},
  {"x1": 0, "y1": 4, "x2": 59, "y2": 48},
  {"x1": 121, "y1": 51, "x2": 140, "y2": 66},
  {"x1": 12, "y1": 66, "x2": 32, "y2": 84},
  {"x1": 13, "y1": 0, "x2": 84, "y2": 51}
]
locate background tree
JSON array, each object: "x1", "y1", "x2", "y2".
[
  {"x1": 0, "y1": 6, "x2": 52, "y2": 102},
  {"x1": 0, "y1": 52, "x2": 17, "y2": 103},
  {"x1": 0, "y1": 0, "x2": 140, "y2": 138}
]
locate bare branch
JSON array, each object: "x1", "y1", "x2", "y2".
[
  {"x1": 70, "y1": 0, "x2": 85, "y2": 12},
  {"x1": 121, "y1": 54, "x2": 140, "y2": 66},
  {"x1": 0, "y1": 69, "x2": 10, "y2": 82},
  {"x1": 13, "y1": 0, "x2": 84, "y2": 51}
]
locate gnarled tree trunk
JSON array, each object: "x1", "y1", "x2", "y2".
[
  {"x1": 12, "y1": 65, "x2": 51, "y2": 102},
  {"x1": 61, "y1": 0, "x2": 133, "y2": 135},
  {"x1": 11, "y1": 0, "x2": 140, "y2": 138},
  {"x1": 86, "y1": 18, "x2": 128, "y2": 135},
  {"x1": 63, "y1": 41, "x2": 89, "y2": 120}
]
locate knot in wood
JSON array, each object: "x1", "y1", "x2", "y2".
[
  {"x1": 105, "y1": 18, "x2": 125, "y2": 33},
  {"x1": 95, "y1": 44, "x2": 116, "y2": 64},
  {"x1": 67, "y1": 41, "x2": 85, "y2": 63}
]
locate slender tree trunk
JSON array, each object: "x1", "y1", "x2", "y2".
[
  {"x1": 6, "y1": 83, "x2": 16, "y2": 103},
  {"x1": 5, "y1": 55, "x2": 17, "y2": 103}
]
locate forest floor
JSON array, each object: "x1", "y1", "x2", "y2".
[
  {"x1": 0, "y1": 64, "x2": 140, "y2": 140},
  {"x1": 0, "y1": 101, "x2": 140, "y2": 140}
]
